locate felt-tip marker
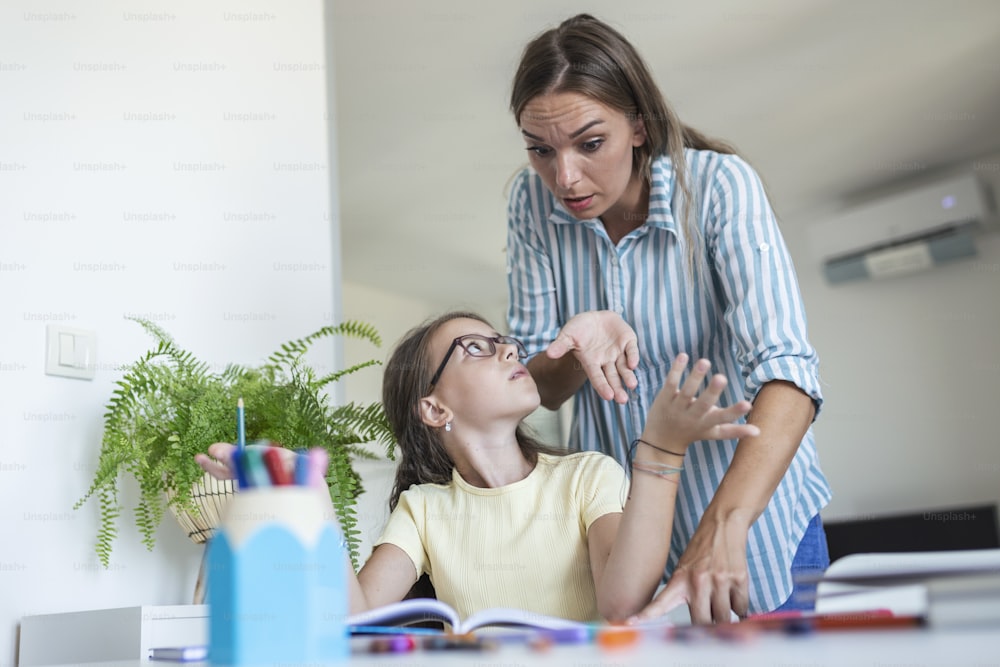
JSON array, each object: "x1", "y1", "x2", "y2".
[
  {"x1": 294, "y1": 449, "x2": 310, "y2": 486},
  {"x1": 230, "y1": 448, "x2": 250, "y2": 489},
  {"x1": 242, "y1": 447, "x2": 271, "y2": 488},
  {"x1": 262, "y1": 447, "x2": 293, "y2": 485},
  {"x1": 307, "y1": 447, "x2": 329, "y2": 488}
]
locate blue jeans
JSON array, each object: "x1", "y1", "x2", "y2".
[{"x1": 773, "y1": 514, "x2": 830, "y2": 611}]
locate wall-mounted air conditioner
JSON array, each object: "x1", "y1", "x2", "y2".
[{"x1": 808, "y1": 173, "x2": 996, "y2": 284}]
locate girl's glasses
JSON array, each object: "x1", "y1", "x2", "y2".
[{"x1": 427, "y1": 334, "x2": 528, "y2": 391}]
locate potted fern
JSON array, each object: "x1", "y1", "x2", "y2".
[{"x1": 75, "y1": 317, "x2": 395, "y2": 572}]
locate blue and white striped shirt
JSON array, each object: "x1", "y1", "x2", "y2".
[{"x1": 506, "y1": 150, "x2": 832, "y2": 613}]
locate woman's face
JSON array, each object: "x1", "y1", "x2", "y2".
[
  {"x1": 426, "y1": 318, "x2": 540, "y2": 425},
  {"x1": 520, "y1": 90, "x2": 646, "y2": 220}
]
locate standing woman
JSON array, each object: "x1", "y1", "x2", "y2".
[{"x1": 506, "y1": 14, "x2": 831, "y2": 623}]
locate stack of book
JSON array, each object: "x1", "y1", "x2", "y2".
[{"x1": 813, "y1": 548, "x2": 1000, "y2": 627}]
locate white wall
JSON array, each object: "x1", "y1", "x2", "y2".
[
  {"x1": 0, "y1": 3, "x2": 336, "y2": 664},
  {"x1": 341, "y1": 281, "x2": 436, "y2": 562},
  {"x1": 785, "y1": 158, "x2": 1000, "y2": 522}
]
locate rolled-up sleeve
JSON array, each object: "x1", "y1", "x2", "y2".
[{"x1": 707, "y1": 155, "x2": 823, "y2": 416}]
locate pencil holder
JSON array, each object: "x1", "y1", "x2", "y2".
[{"x1": 206, "y1": 487, "x2": 348, "y2": 666}]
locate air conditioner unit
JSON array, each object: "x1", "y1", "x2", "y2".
[{"x1": 809, "y1": 173, "x2": 996, "y2": 284}]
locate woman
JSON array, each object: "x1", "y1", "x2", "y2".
[
  {"x1": 506, "y1": 14, "x2": 831, "y2": 623},
  {"x1": 197, "y1": 311, "x2": 758, "y2": 622}
]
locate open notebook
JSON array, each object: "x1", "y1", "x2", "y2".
[
  {"x1": 347, "y1": 595, "x2": 692, "y2": 635},
  {"x1": 347, "y1": 597, "x2": 591, "y2": 634}
]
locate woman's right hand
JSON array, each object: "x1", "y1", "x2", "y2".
[{"x1": 545, "y1": 310, "x2": 641, "y2": 404}]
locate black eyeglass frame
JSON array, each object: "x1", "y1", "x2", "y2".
[{"x1": 426, "y1": 334, "x2": 528, "y2": 392}]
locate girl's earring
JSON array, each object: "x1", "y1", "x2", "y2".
[{"x1": 444, "y1": 421, "x2": 452, "y2": 433}]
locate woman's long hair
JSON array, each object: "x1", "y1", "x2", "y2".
[
  {"x1": 382, "y1": 310, "x2": 566, "y2": 511},
  {"x1": 510, "y1": 13, "x2": 739, "y2": 275}
]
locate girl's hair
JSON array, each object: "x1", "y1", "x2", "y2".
[
  {"x1": 510, "y1": 13, "x2": 738, "y2": 274},
  {"x1": 382, "y1": 310, "x2": 566, "y2": 511}
]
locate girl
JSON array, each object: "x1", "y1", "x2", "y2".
[{"x1": 197, "y1": 311, "x2": 757, "y2": 623}]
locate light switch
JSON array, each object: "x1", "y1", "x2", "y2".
[
  {"x1": 59, "y1": 333, "x2": 76, "y2": 366},
  {"x1": 46, "y1": 325, "x2": 97, "y2": 380}
]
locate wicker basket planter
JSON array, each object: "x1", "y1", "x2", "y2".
[
  {"x1": 165, "y1": 472, "x2": 237, "y2": 603},
  {"x1": 167, "y1": 473, "x2": 237, "y2": 546}
]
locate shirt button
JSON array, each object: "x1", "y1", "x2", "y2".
[{"x1": 759, "y1": 242, "x2": 770, "y2": 252}]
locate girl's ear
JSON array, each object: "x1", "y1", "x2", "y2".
[
  {"x1": 419, "y1": 396, "x2": 451, "y2": 430},
  {"x1": 632, "y1": 116, "x2": 647, "y2": 147}
]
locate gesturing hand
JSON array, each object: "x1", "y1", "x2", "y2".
[
  {"x1": 546, "y1": 311, "x2": 640, "y2": 404},
  {"x1": 643, "y1": 354, "x2": 758, "y2": 452}
]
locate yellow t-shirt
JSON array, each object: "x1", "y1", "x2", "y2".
[{"x1": 374, "y1": 451, "x2": 627, "y2": 622}]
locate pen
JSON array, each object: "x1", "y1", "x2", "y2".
[
  {"x1": 545, "y1": 626, "x2": 592, "y2": 644},
  {"x1": 149, "y1": 645, "x2": 207, "y2": 662},
  {"x1": 596, "y1": 626, "x2": 640, "y2": 648},
  {"x1": 236, "y1": 397, "x2": 246, "y2": 451},
  {"x1": 421, "y1": 635, "x2": 497, "y2": 652},
  {"x1": 744, "y1": 609, "x2": 924, "y2": 633},
  {"x1": 368, "y1": 635, "x2": 418, "y2": 654},
  {"x1": 349, "y1": 625, "x2": 445, "y2": 636}
]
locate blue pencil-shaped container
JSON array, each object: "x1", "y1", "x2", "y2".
[{"x1": 206, "y1": 487, "x2": 348, "y2": 665}]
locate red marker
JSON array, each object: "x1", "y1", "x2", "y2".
[
  {"x1": 743, "y1": 609, "x2": 922, "y2": 633},
  {"x1": 262, "y1": 447, "x2": 293, "y2": 485}
]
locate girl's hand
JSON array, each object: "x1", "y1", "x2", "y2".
[
  {"x1": 643, "y1": 354, "x2": 759, "y2": 453},
  {"x1": 194, "y1": 442, "x2": 299, "y2": 481},
  {"x1": 195, "y1": 442, "x2": 238, "y2": 480},
  {"x1": 545, "y1": 311, "x2": 640, "y2": 404}
]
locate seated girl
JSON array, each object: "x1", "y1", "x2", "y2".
[{"x1": 197, "y1": 311, "x2": 757, "y2": 622}]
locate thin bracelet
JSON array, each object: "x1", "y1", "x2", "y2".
[
  {"x1": 637, "y1": 438, "x2": 686, "y2": 458},
  {"x1": 631, "y1": 463, "x2": 681, "y2": 481},
  {"x1": 631, "y1": 458, "x2": 683, "y2": 474}
]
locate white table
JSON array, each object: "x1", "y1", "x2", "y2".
[{"x1": 41, "y1": 625, "x2": 1000, "y2": 667}]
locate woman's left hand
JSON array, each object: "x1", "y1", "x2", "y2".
[{"x1": 629, "y1": 512, "x2": 751, "y2": 624}]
